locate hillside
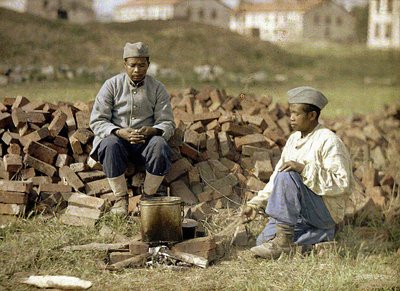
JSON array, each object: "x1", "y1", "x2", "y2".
[{"x1": 0, "y1": 8, "x2": 297, "y2": 75}]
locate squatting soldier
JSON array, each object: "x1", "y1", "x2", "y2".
[{"x1": 241, "y1": 86, "x2": 354, "y2": 259}]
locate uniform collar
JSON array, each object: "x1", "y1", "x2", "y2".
[
  {"x1": 295, "y1": 123, "x2": 322, "y2": 149},
  {"x1": 126, "y1": 74, "x2": 146, "y2": 89}
]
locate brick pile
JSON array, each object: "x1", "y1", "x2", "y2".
[{"x1": 0, "y1": 88, "x2": 399, "y2": 227}]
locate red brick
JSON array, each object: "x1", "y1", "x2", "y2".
[
  {"x1": 3, "y1": 154, "x2": 22, "y2": 172},
  {"x1": 20, "y1": 127, "x2": 50, "y2": 147},
  {"x1": 24, "y1": 154, "x2": 57, "y2": 177},
  {"x1": 234, "y1": 133, "x2": 269, "y2": 151},
  {"x1": 165, "y1": 158, "x2": 193, "y2": 183},
  {"x1": 129, "y1": 241, "x2": 149, "y2": 255},
  {"x1": 75, "y1": 110, "x2": 90, "y2": 129},
  {"x1": 0, "y1": 180, "x2": 32, "y2": 193},
  {"x1": 67, "y1": 193, "x2": 105, "y2": 210},
  {"x1": 48, "y1": 110, "x2": 67, "y2": 137},
  {"x1": 64, "y1": 205, "x2": 101, "y2": 220},
  {"x1": 0, "y1": 191, "x2": 28, "y2": 204},
  {"x1": 77, "y1": 170, "x2": 106, "y2": 183},
  {"x1": 170, "y1": 180, "x2": 198, "y2": 205},
  {"x1": 59, "y1": 166, "x2": 85, "y2": 192},
  {"x1": 0, "y1": 203, "x2": 26, "y2": 215},
  {"x1": 11, "y1": 96, "x2": 29, "y2": 109},
  {"x1": 7, "y1": 143, "x2": 21, "y2": 155},
  {"x1": 59, "y1": 213, "x2": 96, "y2": 227},
  {"x1": 218, "y1": 131, "x2": 238, "y2": 161},
  {"x1": 1, "y1": 131, "x2": 20, "y2": 145},
  {"x1": 85, "y1": 178, "x2": 112, "y2": 195},
  {"x1": 173, "y1": 236, "x2": 216, "y2": 253},
  {"x1": 180, "y1": 142, "x2": 207, "y2": 162},
  {"x1": 23, "y1": 140, "x2": 58, "y2": 164},
  {"x1": 193, "y1": 111, "x2": 221, "y2": 124},
  {"x1": 39, "y1": 183, "x2": 73, "y2": 193},
  {"x1": 206, "y1": 130, "x2": 219, "y2": 160}
]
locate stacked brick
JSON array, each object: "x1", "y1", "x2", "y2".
[
  {"x1": 0, "y1": 95, "x2": 108, "y2": 226},
  {"x1": 0, "y1": 89, "x2": 399, "y2": 227},
  {"x1": 167, "y1": 87, "x2": 289, "y2": 216}
]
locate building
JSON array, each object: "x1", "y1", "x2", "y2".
[
  {"x1": 25, "y1": 0, "x2": 95, "y2": 23},
  {"x1": 367, "y1": 0, "x2": 400, "y2": 49},
  {"x1": 186, "y1": 0, "x2": 232, "y2": 28},
  {"x1": 0, "y1": 0, "x2": 26, "y2": 12},
  {"x1": 230, "y1": 0, "x2": 355, "y2": 42},
  {"x1": 113, "y1": 0, "x2": 231, "y2": 28}
]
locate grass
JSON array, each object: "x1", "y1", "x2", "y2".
[
  {"x1": 1, "y1": 78, "x2": 399, "y2": 119},
  {"x1": 0, "y1": 211, "x2": 399, "y2": 290}
]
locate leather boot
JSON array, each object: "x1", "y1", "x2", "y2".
[
  {"x1": 250, "y1": 223, "x2": 294, "y2": 259},
  {"x1": 107, "y1": 174, "x2": 128, "y2": 216}
]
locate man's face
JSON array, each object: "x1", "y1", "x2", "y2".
[
  {"x1": 289, "y1": 103, "x2": 315, "y2": 133},
  {"x1": 124, "y1": 57, "x2": 149, "y2": 82}
]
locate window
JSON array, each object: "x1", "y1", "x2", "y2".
[
  {"x1": 376, "y1": 0, "x2": 381, "y2": 13},
  {"x1": 43, "y1": 0, "x2": 48, "y2": 8},
  {"x1": 375, "y1": 23, "x2": 380, "y2": 38},
  {"x1": 388, "y1": 0, "x2": 393, "y2": 13},
  {"x1": 325, "y1": 15, "x2": 331, "y2": 24},
  {"x1": 314, "y1": 14, "x2": 320, "y2": 24},
  {"x1": 385, "y1": 24, "x2": 392, "y2": 38},
  {"x1": 211, "y1": 9, "x2": 217, "y2": 19},
  {"x1": 198, "y1": 8, "x2": 204, "y2": 19},
  {"x1": 336, "y1": 17, "x2": 342, "y2": 26},
  {"x1": 325, "y1": 27, "x2": 330, "y2": 38},
  {"x1": 57, "y1": 9, "x2": 68, "y2": 20},
  {"x1": 187, "y1": 8, "x2": 191, "y2": 19},
  {"x1": 71, "y1": 1, "x2": 78, "y2": 11}
]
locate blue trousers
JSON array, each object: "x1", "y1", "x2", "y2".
[
  {"x1": 256, "y1": 171, "x2": 336, "y2": 246},
  {"x1": 97, "y1": 135, "x2": 172, "y2": 178}
]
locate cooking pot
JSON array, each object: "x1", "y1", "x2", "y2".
[{"x1": 139, "y1": 196, "x2": 183, "y2": 245}]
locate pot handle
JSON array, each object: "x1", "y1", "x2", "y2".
[{"x1": 181, "y1": 201, "x2": 185, "y2": 221}]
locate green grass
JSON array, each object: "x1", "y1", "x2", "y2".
[
  {"x1": 0, "y1": 213, "x2": 399, "y2": 290},
  {"x1": 1, "y1": 78, "x2": 399, "y2": 119}
]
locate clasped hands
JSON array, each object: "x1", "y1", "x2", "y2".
[{"x1": 115, "y1": 126, "x2": 159, "y2": 144}]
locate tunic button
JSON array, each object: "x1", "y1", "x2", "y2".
[{"x1": 133, "y1": 91, "x2": 137, "y2": 94}]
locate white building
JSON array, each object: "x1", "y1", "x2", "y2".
[
  {"x1": 0, "y1": 0, "x2": 26, "y2": 12},
  {"x1": 113, "y1": 0, "x2": 231, "y2": 28},
  {"x1": 113, "y1": 0, "x2": 187, "y2": 22},
  {"x1": 367, "y1": 0, "x2": 400, "y2": 49},
  {"x1": 230, "y1": 0, "x2": 355, "y2": 43}
]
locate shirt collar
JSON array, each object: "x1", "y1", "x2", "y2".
[
  {"x1": 295, "y1": 123, "x2": 322, "y2": 149},
  {"x1": 126, "y1": 74, "x2": 146, "y2": 89}
]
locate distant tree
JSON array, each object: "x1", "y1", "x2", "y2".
[{"x1": 352, "y1": 5, "x2": 369, "y2": 43}]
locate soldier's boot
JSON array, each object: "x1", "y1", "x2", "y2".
[
  {"x1": 140, "y1": 171, "x2": 165, "y2": 200},
  {"x1": 108, "y1": 174, "x2": 128, "y2": 216},
  {"x1": 250, "y1": 223, "x2": 294, "y2": 259}
]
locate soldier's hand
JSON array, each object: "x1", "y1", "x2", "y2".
[
  {"x1": 278, "y1": 160, "x2": 305, "y2": 173},
  {"x1": 240, "y1": 205, "x2": 258, "y2": 224},
  {"x1": 137, "y1": 126, "x2": 160, "y2": 140},
  {"x1": 115, "y1": 128, "x2": 145, "y2": 144}
]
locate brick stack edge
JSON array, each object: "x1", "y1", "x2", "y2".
[{"x1": 0, "y1": 88, "x2": 399, "y2": 228}]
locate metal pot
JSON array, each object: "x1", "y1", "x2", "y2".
[{"x1": 139, "y1": 196, "x2": 183, "y2": 245}]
